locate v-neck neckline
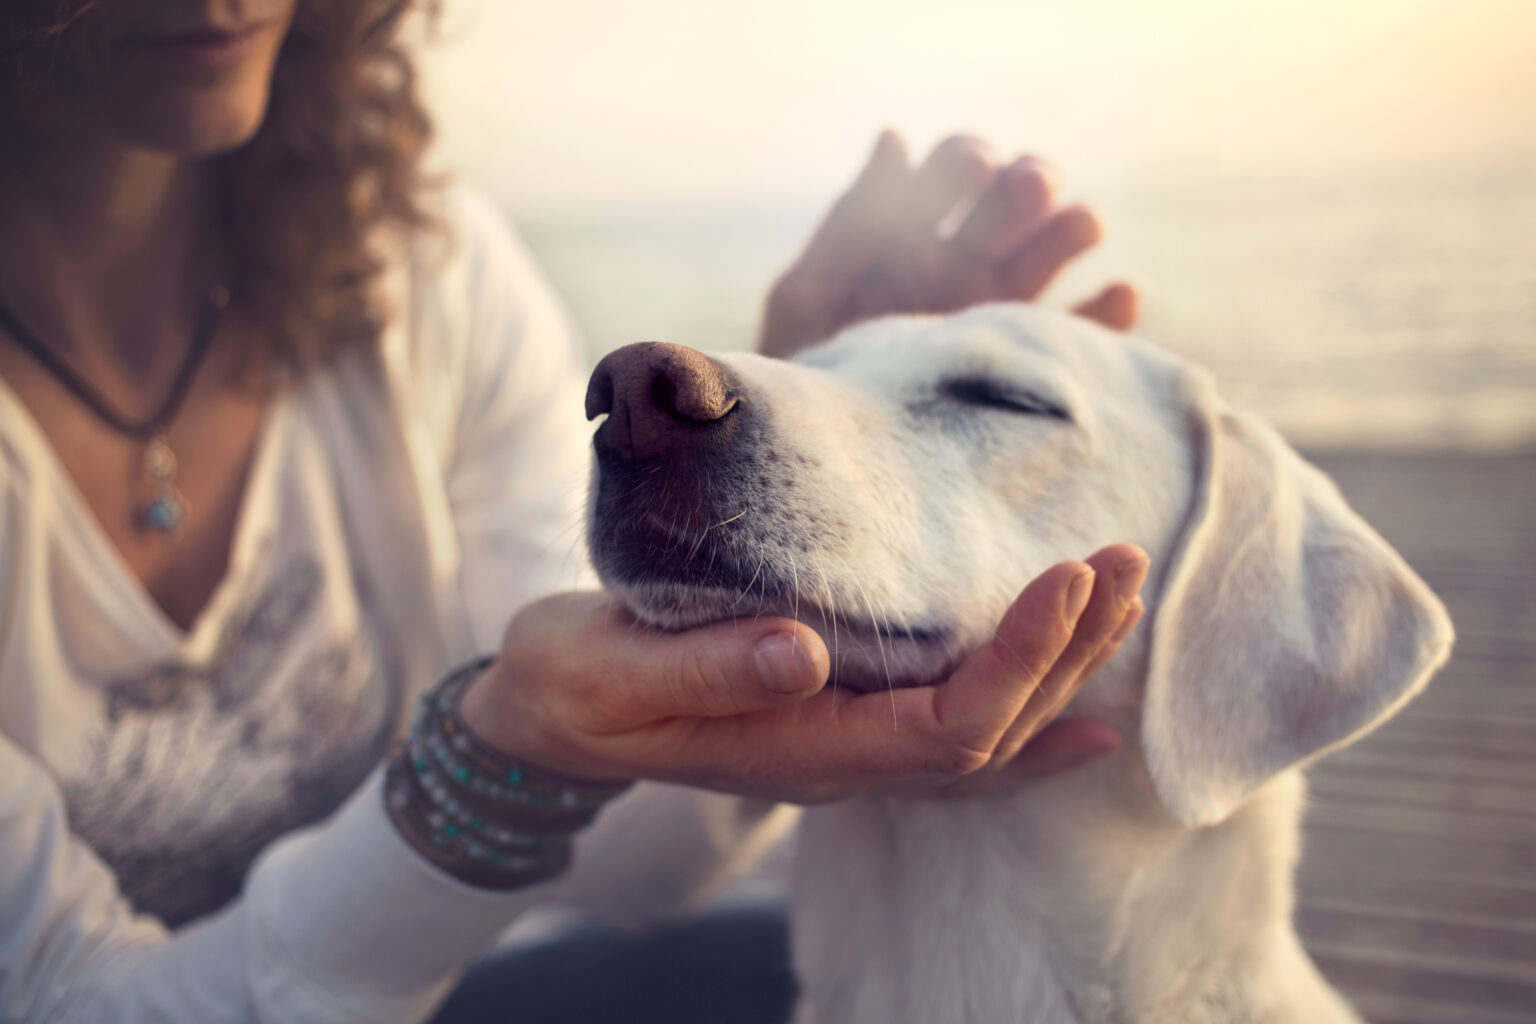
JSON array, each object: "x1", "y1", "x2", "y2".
[{"x1": 0, "y1": 371, "x2": 292, "y2": 660}]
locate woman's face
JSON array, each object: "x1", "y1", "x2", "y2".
[{"x1": 5, "y1": 0, "x2": 298, "y2": 156}]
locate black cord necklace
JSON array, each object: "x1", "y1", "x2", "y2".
[{"x1": 0, "y1": 284, "x2": 230, "y2": 536}]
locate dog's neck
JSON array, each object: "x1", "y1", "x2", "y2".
[{"x1": 789, "y1": 758, "x2": 1357, "y2": 1024}]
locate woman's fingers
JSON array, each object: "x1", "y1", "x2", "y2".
[
  {"x1": 863, "y1": 135, "x2": 1000, "y2": 318},
  {"x1": 797, "y1": 553, "x2": 1135, "y2": 791},
  {"x1": 1033, "y1": 547, "x2": 1148, "y2": 705},
  {"x1": 909, "y1": 134, "x2": 997, "y2": 229},
  {"x1": 1000, "y1": 203, "x2": 1104, "y2": 301},
  {"x1": 786, "y1": 560, "x2": 1097, "y2": 788},
  {"x1": 1072, "y1": 281, "x2": 1140, "y2": 331},
  {"x1": 762, "y1": 132, "x2": 1134, "y2": 358},
  {"x1": 924, "y1": 560, "x2": 1095, "y2": 754},
  {"x1": 482, "y1": 539, "x2": 1146, "y2": 803},
  {"x1": 795, "y1": 131, "x2": 909, "y2": 281},
  {"x1": 986, "y1": 546, "x2": 1148, "y2": 764},
  {"x1": 951, "y1": 156, "x2": 1058, "y2": 258},
  {"x1": 1078, "y1": 595, "x2": 1144, "y2": 681},
  {"x1": 653, "y1": 560, "x2": 1094, "y2": 795},
  {"x1": 994, "y1": 717, "x2": 1123, "y2": 783},
  {"x1": 759, "y1": 132, "x2": 910, "y2": 357},
  {"x1": 941, "y1": 717, "x2": 1122, "y2": 795}
]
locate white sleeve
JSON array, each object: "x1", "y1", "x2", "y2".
[
  {"x1": 428, "y1": 186, "x2": 596, "y2": 652},
  {"x1": 0, "y1": 730, "x2": 557, "y2": 1024}
]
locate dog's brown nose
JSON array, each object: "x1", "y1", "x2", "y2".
[{"x1": 585, "y1": 341, "x2": 742, "y2": 464}]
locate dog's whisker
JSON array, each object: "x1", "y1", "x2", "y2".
[
  {"x1": 712, "y1": 507, "x2": 749, "y2": 530},
  {"x1": 614, "y1": 478, "x2": 652, "y2": 503},
  {"x1": 752, "y1": 543, "x2": 771, "y2": 625},
  {"x1": 848, "y1": 573, "x2": 898, "y2": 729},
  {"x1": 535, "y1": 504, "x2": 589, "y2": 559},
  {"x1": 809, "y1": 553, "x2": 841, "y2": 702},
  {"x1": 789, "y1": 559, "x2": 802, "y2": 630},
  {"x1": 685, "y1": 524, "x2": 711, "y2": 563},
  {"x1": 732, "y1": 546, "x2": 767, "y2": 611},
  {"x1": 558, "y1": 533, "x2": 587, "y2": 581}
]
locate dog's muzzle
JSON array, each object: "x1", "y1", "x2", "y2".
[{"x1": 585, "y1": 342, "x2": 765, "y2": 595}]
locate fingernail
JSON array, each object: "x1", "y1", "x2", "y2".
[
  {"x1": 755, "y1": 632, "x2": 816, "y2": 695},
  {"x1": 1110, "y1": 596, "x2": 1144, "y2": 642},
  {"x1": 1005, "y1": 159, "x2": 1049, "y2": 197},
  {"x1": 1114, "y1": 557, "x2": 1150, "y2": 607},
  {"x1": 1064, "y1": 570, "x2": 1095, "y2": 626},
  {"x1": 1055, "y1": 742, "x2": 1120, "y2": 777},
  {"x1": 1075, "y1": 727, "x2": 1123, "y2": 765}
]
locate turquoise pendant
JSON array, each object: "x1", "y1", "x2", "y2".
[
  {"x1": 138, "y1": 439, "x2": 188, "y2": 536},
  {"x1": 143, "y1": 493, "x2": 186, "y2": 532}
]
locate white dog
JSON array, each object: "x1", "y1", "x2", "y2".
[{"x1": 582, "y1": 304, "x2": 1454, "y2": 1024}]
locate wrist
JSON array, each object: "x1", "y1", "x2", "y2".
[
  {"x1": 459, "y1": 654, "x2": 631, "y2": 786},
  {"x1": 456, "y1": 658, "x2": 520, "y2": 750},
  {"x1": 384, "y1": 755, "x2": 573, "y2": 889},
  {"x1": 384, "y1": 658, "x2": 630, "y2": 890}
]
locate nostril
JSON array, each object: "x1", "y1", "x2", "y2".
[
  {"x1": 651, "y1": 374, "x2": 680, "y2": 421},
  {"x1": 653, "y1": 365, "x2": 740, "y2": 424},
  {"x1": 585, "y1": 366, "x2": 615, "y2": 421}
]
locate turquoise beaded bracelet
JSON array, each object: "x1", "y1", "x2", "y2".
[{"x1": 384, "y1": 657, "x2": 630, "y2": 889}]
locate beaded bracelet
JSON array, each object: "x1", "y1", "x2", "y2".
[{"x1": 384, "y1": 657, "x2": 631, "y2": 890}]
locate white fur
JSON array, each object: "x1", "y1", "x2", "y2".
[{"x1": 595, "y1": 304, "x2": 1454, "y2": 1024}]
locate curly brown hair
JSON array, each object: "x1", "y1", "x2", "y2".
[{"x1": 1, "y1": 0, "x2": 440, "y2": 377}]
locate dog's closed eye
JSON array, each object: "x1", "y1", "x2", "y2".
[{"x1": 939, "y1": 377, "x2": 1072, "y2": 422}]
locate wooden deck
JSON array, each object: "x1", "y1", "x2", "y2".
[{"x1": 1295, "y1": 448, "x2": 1536, "y2": 1024}]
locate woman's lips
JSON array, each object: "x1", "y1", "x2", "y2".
[{"x1": 119, "y1": 23, "x2": 275, "y2": 74}]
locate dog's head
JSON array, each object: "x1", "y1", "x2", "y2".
[{"x1": 585, "y1": 304, "x2": 1453, "y2": 826}]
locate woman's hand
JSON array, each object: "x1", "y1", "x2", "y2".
[
  {"x1": 759, "y1": 131, "x2": 1140, "y2": 360},
  {"x1": 458, "y1": 544, "x2": 1147, "y2": 804}
]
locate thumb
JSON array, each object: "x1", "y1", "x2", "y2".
[
  {"x1": 615, "y1": 617, "x2": 831, "y2": 721},
  {"x1": 762, "y1": 131, "x2": 911, "y2": 358},
  {"x1": 794, "y1": 130, "x2": 909, "y2": 286}
]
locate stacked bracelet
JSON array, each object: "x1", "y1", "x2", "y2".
[{"x1": 385, "y1": 657, "x2": 631, "y2": 890}]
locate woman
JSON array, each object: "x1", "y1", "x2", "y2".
[{"x1": 0, "y1": 1, "x2": 1147, "y2": 1021}]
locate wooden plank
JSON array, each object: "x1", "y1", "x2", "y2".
[
  {"x1": 1346, "y1": 996, "x2": 1536, "y2": 1024},
  {"x1": 1303, "y1": 803, "x2": 1536, "y2": 847},
  {"x1": 1308, "y1": 944, "x2": 1536, "y2": 1009},
  {"x1": 1296, "y1": 869, "x2": 1536, "y2": 923},
  {"x1": 1309, "y1": 771, "x2": 1536, "y2": 817},
  {"x1": 1289, "y1": 449, "x2": 1536, "y2": 1019},
  {"x1": 1297, "y1": 903, "x2": 1536, "y2": 968}
]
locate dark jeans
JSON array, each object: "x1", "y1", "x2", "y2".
[{"x1": 429, "y1": 906, "x2": 798, "y2": 1024}]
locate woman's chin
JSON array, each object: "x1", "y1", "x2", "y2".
[{"x1": 102, "y1": 82, "x2": 274, "y2": 157}]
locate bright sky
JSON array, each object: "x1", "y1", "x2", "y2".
[{"x1": 421, "y1": 0, "x2": 1536, "y2": 212}]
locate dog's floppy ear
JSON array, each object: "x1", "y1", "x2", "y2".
[{"x1": 1142, "y1": 370, "x2": 1454, "y2": 827}]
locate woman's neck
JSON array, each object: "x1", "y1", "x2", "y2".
[{"x1": 0, "y1": 119, "x2": 215, "y2": 381}]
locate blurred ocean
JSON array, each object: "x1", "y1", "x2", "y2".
[{"x1": 511, "y1": 167, "x2": 1536, "y2": 452}]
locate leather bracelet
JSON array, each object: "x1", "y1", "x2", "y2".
[{"x1": 384, "y1": 657, "x2": 631, "y2": 890}]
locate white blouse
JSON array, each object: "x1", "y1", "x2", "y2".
[{"x1": 0, "y1": 186, "x2": 785, "y2": 1023}]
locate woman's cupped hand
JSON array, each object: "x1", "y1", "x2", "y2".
[{"x1": 458, "y1": 544, "x2": 1148, "y2": 804}]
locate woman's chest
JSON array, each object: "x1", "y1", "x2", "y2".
[
  {"x1": 0, "y1": 383, "x2": 423, "y2": 924},
  {"x1": 58, "y1": 538, "x2": 403, "y2": 925},
  {"x1": 0, "y1": 340, "x2": 269, "y2": 633}
]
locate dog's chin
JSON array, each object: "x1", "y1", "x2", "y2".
[{"x1": 610, "y1": 579, "x2": 963, "y2": 694}]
